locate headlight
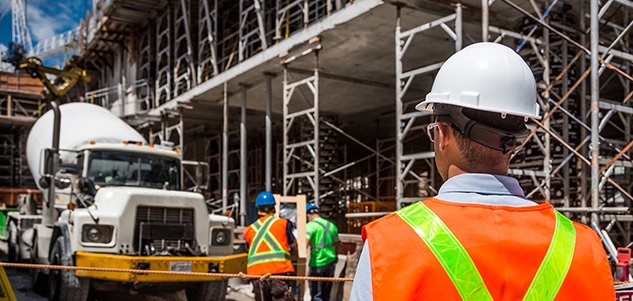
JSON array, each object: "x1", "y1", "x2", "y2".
[
  {"x1": 211, "y1": 229, "x2": 231, "y2": 246},
  {"x1": 82, "y1": 225, "x2": 114, "y2": 244},
  {"x1": 88, "y1": 227, "x2": 101, "y2": 241},
  {"x1": 215, "y1": 231, "x2": 226, "y2": 244}
]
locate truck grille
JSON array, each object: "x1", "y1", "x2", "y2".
[{"x1": 133, "y1": 206, "x2": 195, "y2": 255}]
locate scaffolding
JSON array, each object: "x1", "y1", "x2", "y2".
[
  {"x1": 55, "y1": 0, "x2": 632, "y2": 255},
  {"x1": 394, "y1": 5, "x2": 462, "y2": 206},
  {"x1": 0, "y1": 71, "x2": 42, "y2": 190},
  {"x1": 281, "y1": 44, "x2": 321, "y2": 205}
]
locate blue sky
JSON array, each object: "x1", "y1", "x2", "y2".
[{"x1": 0, "y1": 0, "x2": 91, "y2": 54}]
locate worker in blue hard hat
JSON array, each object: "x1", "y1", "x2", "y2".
[
  {"x1": 305, "y1": 203, "x2": 341, "y2": 301},
  {"x1": 242, "y1": 191, "x2": 296, "y2": 301}
]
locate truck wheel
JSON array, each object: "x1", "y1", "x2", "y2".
[
  {"x1": 30, "y1": 234, "x2": 48, "y2": 295},
  {"x1": 7, "y1": 221, "x2": 20, "y2": 263},
  {"x1": 185, "y1": 280, "x2": 227, "y2": 301},
  {"x1": 48, "y1": 236, "x2": 90, "y2": 301}
]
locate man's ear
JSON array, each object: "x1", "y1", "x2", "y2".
[{"x1": 437, "y1": 123, "x2": 451, "y2": 151}]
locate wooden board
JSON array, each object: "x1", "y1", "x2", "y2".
[
  {"x1": 0, "y1": 188, "x2": 42, "y2": 207},
  {"x1": 0, "y1": 72, "x2": 44, "y2": 95},
  {"x1": 273, "y1": 194, "x2": 307, "y2": 259}
]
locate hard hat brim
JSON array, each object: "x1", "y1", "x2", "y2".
[{"x1": 415, "y1": 99, "x2": 541, "y2": 120}]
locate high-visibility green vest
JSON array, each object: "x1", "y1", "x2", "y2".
[{"x1": 306, "y1": 217, "x2": 339, "y2": 267}]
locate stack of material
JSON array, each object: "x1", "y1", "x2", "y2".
[
  {"x1": 346, "y1": 201, "x2": 396, "y2": 234},
  {"x1": 0, "y1": 72, "x2": 44, "y2": 96}
]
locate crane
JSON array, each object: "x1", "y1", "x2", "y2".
[
  {"x1": 20, "y1": 57, "x2": 90, "y2": 98},
  {"x1": 0, "y1": 0, "x2": 89, "y2": 97},
  {"x1": 1, "y1": 0, "x2": 80, "y2": 71},
  {"x1": 12, "y1": 0, "x2": 33, "y2": 55}
]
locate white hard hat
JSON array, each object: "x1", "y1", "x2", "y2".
[{"x1": 416, "y1": 42, "x2": 540, "y2": 119}]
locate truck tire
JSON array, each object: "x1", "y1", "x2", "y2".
[
  {"x1": 185, "y1": 280, "x2": 227, "y2": 301},
  {"x1": 30, "y1": 233, "x2": 48, "y2": 295},
  {"x1": 48, "y1": 236, "x2": 90, "y2": 301},
  {"x1": 7, "y1": 221, "x2": 20, "y2": 263}
]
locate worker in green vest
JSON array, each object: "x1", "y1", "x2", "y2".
[{"x1": 305, "y1": 203, "x2": 341, "y2": 301}]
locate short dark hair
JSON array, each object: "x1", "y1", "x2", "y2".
[
  {"x1": 436, "y1": 110, "x2": 525, "y2": 167},
  {"x1": 258, "y1": 205, "x2": 276, "y2": 214}
]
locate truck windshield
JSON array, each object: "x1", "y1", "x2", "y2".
[{"x1": 87, "y1": 151, "x2": 180, "y2": 190}]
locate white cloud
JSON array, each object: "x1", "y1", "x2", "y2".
[
  {"x1": 0, "y1": 43, "x2": 7, "y2": 52},
  {"x1": 26, "y1": 3, "x2": 77, "y2": 44},
  {"x1": 27, "y1": 5, "x2": 61, "y2": 42}
]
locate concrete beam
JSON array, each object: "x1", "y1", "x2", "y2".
[{"x1": 147, "y1": 0, "x2": 384, "y2": 116}]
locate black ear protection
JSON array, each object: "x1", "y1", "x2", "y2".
[{"x1": 433, "y1": 104, "x2": 529, "y2": 155}]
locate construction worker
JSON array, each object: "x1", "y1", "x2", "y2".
[
  {"x1": 305, "y1": 203, "x2": 341, "y2": 301},
  {"x1": 350, "y1": 43, "x2": 614, "y2": 300},
  {"x1": 243, "y1": 191, "x2": 296, "y2": 301}
]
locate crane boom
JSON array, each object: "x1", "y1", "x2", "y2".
[{"x1": 11, "y1": 0, "x2": 32, "y2": 54}]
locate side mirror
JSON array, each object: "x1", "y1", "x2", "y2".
[
  {"x1": 39, "y1": 176, "x2": 51, "y2": 189},
  {"x1": 59, "y1": 163, "x2": 80, "y2": 175},
  {"x1": 78, "y1": 177, "x2": 98, "y2": 196}
]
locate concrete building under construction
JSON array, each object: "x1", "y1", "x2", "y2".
[{"x1": 3, "y1": 0, "x2": 633, "y2": 257}]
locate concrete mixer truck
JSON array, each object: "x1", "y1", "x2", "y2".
[{"x1": 7, "y1": 102, "x2": 245, "y2": 301}]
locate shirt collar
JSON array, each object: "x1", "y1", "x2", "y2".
[{"x1": 438, "y1": 173, "x2": 526, "y2": 197}]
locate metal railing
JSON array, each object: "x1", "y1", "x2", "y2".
[{"x1": 84, "y1": 80, "x2": 153, "y2": 117}]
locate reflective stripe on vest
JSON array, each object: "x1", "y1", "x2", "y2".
[
  {"x1": 397, "y1": 202, "x2": 576, "y2": 301},
  {"x1": 523, "y1": 210, "x2": 576, "y2": 301},
  {"x1": 311, "y1": 219, "x2": 335, "y2": 249},
  {"x1": 247, "y1": 216, "x2": 290, "y2": 266}
]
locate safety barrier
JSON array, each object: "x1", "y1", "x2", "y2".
[{"x1": 0, "y1": 262, "x2": 354, "y2": 282}]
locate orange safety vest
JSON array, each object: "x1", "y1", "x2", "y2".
[
  {"x1": 243, "y1": 215, "x2": 294, "y2": 275},
  {"x1": 362, "y1": 198, "x2": 615, "y2": 300}
]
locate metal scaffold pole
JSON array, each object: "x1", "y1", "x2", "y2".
[
  {"x1": 455, "y1": 2, "x2": 462, "y2": 50},
  {"x1": 314, "y1": 52, "x2": 320, "y2": 206},
  {"x1": 240, "y1": 84, "x2": 248, "y2": 226},
  {"x1": 222, "y1": 82, "x2": 229, "y2": 212},
  {"x1": 395, "y1": 7, "x2": 404, "y2": 202},
  {"x1": 543, "y1": 7, "x2": 552, "y2": 202},
  {"x1": 590, "y1": 0, "x2": 600, "y2": 225},
  {"x1": 579, "y1": 0, "x2": 588, "y2": 218},
  {"x1": 265, "y1": 73, "x2": 273, "y2": 192},
  {"x1": 282, "y1": 66, "x2": 288, "y2": 197},
  {"x1": 482, "y1": 0, "x2": 489, "y2": 42}
]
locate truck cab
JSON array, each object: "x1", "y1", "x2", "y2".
[
  {"x1": 59, "y1": 142, "x2": 234, "y2": 257},
  {"x1": 57, "y1": 142, "x2": 183, "y2": 207}
]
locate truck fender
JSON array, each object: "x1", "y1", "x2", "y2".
[
  {"x1": 22, "y1": 227, "x2": 35, "y2": 248},
  {"x1": 50, "y1": 222, "x2": 72, "y2": 260}
]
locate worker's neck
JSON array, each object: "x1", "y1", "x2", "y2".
[{"x1": 446, "y1": 164, "x2": 508, "y2": 180}]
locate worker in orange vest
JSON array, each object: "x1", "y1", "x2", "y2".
[
  {"x1": 243, "y1": 191, "x2": 297, "y2": 301},
  {"x1": 350, "y1": 42, "x2": 615, "y2": 300}
]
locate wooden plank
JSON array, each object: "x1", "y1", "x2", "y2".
[
  {"x1": 273, "y1": 194, "x2": 307, "y2": 258},
  {"x1": 0, "y1": 188, "x2": 42, "y2": 207},
  {"x1": 0, "y1": 72, "x2": 45, "y2": 94}
]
